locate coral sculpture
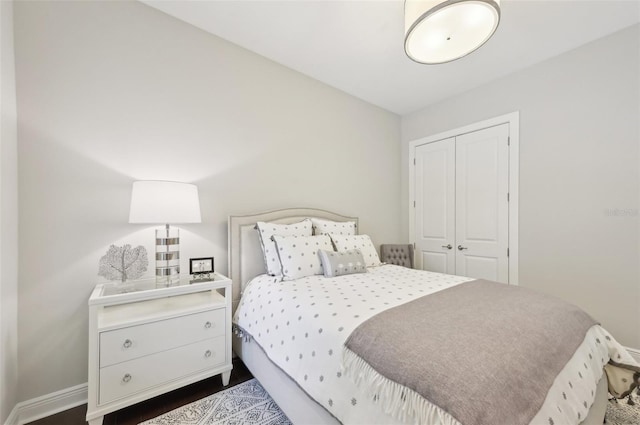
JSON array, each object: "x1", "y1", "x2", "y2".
[{"x1": 98, "y1": 244, "x2": 148, "y2": 282}]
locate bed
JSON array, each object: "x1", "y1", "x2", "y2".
[{"x1": 228, "y1": 208, "x2": 638, "y2": 425}]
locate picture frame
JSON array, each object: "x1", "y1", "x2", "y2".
[{"x1": 189, "y1": 257, "x2": 214, "y2": 276}]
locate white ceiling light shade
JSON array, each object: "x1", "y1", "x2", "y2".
[{"x1": 405, "y1": 0, "x2": 501, "y2": 64}]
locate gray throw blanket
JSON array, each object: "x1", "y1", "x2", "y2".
[{"x1": 343, "y1": 280, "x2": 598, "y2": 425}]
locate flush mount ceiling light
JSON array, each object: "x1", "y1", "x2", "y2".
[{"x1": 404, "y1": 0, "x2": 501, "y2": 64}]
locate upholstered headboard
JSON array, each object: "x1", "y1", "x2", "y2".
[{"x1": 228, "y1": 208, "x2": 358, "y2": 311}]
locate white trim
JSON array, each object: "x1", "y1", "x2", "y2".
[
  {"x1": 4, "y1": 383, "x2": 87, "y2": 425},
  {"x1": 3, "y1": 406, "x2": 19, "y2": 425},
  {"x1": 408, "y1": 111, "x2": 520, "y2": 285},
  {"x1": 625, "y1": 346, "x2": 640, "y2": 364}
]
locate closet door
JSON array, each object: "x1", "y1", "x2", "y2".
[
  {"x1": 414, "y1": 138, "x2": 455, "y2": 274},
  {"x1": 455, "y1": 124, "x2": 509, "y2": 282}
]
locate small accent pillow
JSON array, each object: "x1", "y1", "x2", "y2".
[
  {"x1": 256, "y1": 219, "x2": 312, "y2": 276},
  {"x1": 329, "y1": 234, "x2": 382, "y2": 267},
  {"x1": 311, "y1": 218, "x2": 357, "y2": 236},
  {"x1": 272, "y1": 234, "x2": 334, "y2": 281},
  {"x1": 318, "y1": 249, "x2": 367, "y2": 278}
]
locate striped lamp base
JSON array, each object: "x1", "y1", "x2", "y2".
[{"x1": 155, "y1": 226, "x2": 180, "y2": 286}]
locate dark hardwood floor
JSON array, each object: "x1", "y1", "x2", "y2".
[{"x1": 27, "y1": 358, "x2": 253, "y2": 425}]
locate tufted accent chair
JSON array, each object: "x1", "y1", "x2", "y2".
[{"x1": 380, "y1": 244, "x2": 414, "y2": 269}]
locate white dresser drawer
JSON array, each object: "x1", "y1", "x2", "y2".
[
  {"x1": 99, "y1": 336, "x2": 225, "y2": 405},
  {"x1": 100, "y1": 308, "x2": 225, "y2": 367}
]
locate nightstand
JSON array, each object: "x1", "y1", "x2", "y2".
[{"x1": 86, "y1": 273, "x2": 232, "y2": 425}]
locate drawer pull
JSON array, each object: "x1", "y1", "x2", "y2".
[
  {"x1": 123, "y1": 339, "x2": 132, "y2": 349},
  {"x1": 122, "y1": 373, "x2": 132, "y2": 383},
  {"x1": 204, "y1": 321, "x2": 212, "y2": 329},
  {"x1": 205, "y1": 350, "x2": 212, "y2": 358}
]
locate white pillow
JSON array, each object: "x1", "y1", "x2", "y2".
[
  {"x1": 329, "y1": 234, "x2": 382, "y2": 267},
  {"x1": 311, "y1": 218, "x2": 357, "y2": 236},
  {"x1": 256, "y1": 219, "x2": 312, "y2": 276},
  {"x1": 271, "y1": 234, "x2": 333, "y2": 281}
]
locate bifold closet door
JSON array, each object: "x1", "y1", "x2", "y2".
[
  {"x1": 414, "y1": 137, "x2": 455, "y2": 274},
  {"x1": 455, "y1": 124, "x2": 509, "y2": 283}
]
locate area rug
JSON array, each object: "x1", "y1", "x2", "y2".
[
  {"x1": 140, "y1": 378, "x2": 639, "y2": 425},
  {"x1": 139, "y1": 378, "x2": 292, "y2": 425}
]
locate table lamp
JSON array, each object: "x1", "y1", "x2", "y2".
[{"x1": 129, "y1": 181, "x2": 202, "y2": 286}]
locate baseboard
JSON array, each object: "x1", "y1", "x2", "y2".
[
  {"x1": 4, "y1": 406, "x2": 19, "y2": 425},
  {"x1": 626, "y1": 346, "x2": 640, "y2": 364},
  {"x1": 4, "y1": 383, "x2": 87, "y2": 425}
]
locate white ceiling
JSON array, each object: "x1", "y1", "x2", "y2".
[{"x1": 142, "y1": 0, "x2": 640, "y2": 115}]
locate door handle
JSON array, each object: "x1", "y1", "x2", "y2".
[
  {"x1": 457, "y1": 245, "x2": 468, "y2": 251},
  {"x1": 441, "y1": 244, "x2": 452, "y2": 250}
]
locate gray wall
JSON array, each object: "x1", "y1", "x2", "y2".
[
  {"x1": 402, "y1": 24, "x2": 640, "y2": 348},
  {"x1": 14, "y1": 0, "x2": 400, "y2": 401},
  {"x1": 1, "y1": 0, "x2": 19, "y2": 422}
]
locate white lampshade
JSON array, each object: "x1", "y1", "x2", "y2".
[
  {"x1": 129, "y1": 181, "x2": 202, "y2": 224},
  {"x1": 405, "y1": 0, "x2": 500, "y2": 64}
]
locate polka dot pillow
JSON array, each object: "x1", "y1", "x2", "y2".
[
  {"x1": 256, "y1": 219, "x2": 312, "y2": 276},
  {"x1": 311, "y1": 218, "x2": 357, "y2": 236},
  {"x1": 318, "y1": 249, "x2": 367, "y2": 277},
  {"x1": 329, "y1": 234, "x2": 382, "y2": 267},
  {"x1": 271, "y1": 234, "x2": 333, "y2": 281}
]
